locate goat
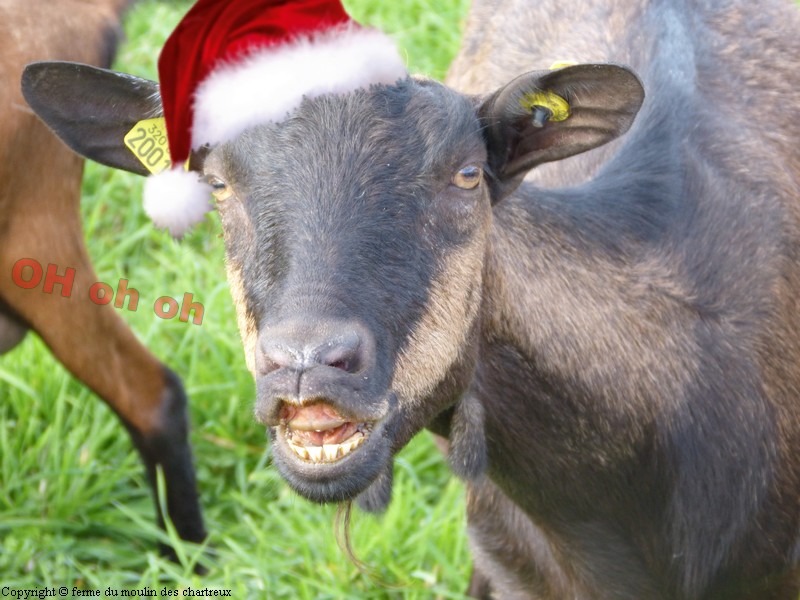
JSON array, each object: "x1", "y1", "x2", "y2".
[
  {"x1": 20, "y1": 0, "x2": 800, "y2": 596},
  {"x1": 0, "y1": 0, "x2": 205, "y2": 549}
]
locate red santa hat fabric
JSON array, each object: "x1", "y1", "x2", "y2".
[{"x1": 143, "y1": 0, "x2": 407, "y2": 236}]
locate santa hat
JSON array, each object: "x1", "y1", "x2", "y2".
[{"x1": 144, "y1": 0, "x2": 407, "y2": 237}]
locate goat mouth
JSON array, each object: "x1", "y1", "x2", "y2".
[{"x1": 279, "y1": 401, "x2": 373, "y2": 465}]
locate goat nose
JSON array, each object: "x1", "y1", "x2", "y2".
[{"x1": 257, "y1": 322, "x2": 366, "y2": 375}]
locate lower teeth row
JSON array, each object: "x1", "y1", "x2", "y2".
[{"x1": 287, "y1": 431, "x2": 367, "y2": 463}]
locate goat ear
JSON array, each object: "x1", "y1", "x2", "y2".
[
  {"x1": 479, "y1": 63, "x2": 644, "y2": 199},
  {"x1": 22, "y1": 61, "x2": 162, "y2": 177}
]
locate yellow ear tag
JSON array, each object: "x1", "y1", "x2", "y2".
[
  {"x1": 520, "y1": 90, "x2": 571, "y2": 122},
  {"x1": 124, "y1": 118, "x2": 175, "y2": 174},
  {"x1": 549, "y1": 60, "x2": 577, "y2": 70}
]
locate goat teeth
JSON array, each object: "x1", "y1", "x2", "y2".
[
  {"x1": 287, "y1": 442, "x2": 312, "y2": 461},
  {"x1": 285, "y1": 424, "x2": 373, "y2": 463},
  {"x1": 322, "y1": 444, "x2": 338, "y2": 461},
  {"x1": 307, "y1": 446, "x2": 323, "y2": 463},
  {"x1": 343, "y1": 436, "x2": 362, "y2": 454}
]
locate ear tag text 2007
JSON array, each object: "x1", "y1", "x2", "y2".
[{"x1": 124, "y1": 118, "x2": 173, "y2": 174}]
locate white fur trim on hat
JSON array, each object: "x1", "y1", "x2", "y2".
[
  {"x1": 192, "y1": 25, "x2": 407, "y2": 149},
  {"x1": 143, "y1": 168, "x2": 213, "y2": 237}
]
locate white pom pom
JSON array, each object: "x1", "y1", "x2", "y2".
[{"x1": 143, "y1": 168, "x2": 213, "y2": 237}]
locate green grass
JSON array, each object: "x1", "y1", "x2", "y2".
[{"x1": 0, "y1": 0, "x2": 471, "y2": 597}]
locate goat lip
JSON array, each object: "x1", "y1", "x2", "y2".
[
  {"x1": 288, "y1": 421, "x2": 359, "y2": 446},
  {"x1": 279, "y1": 400, "x2": 352, "y2": 432},
  {"x1": 287, "y1": 416, "x2": 348, "y2": 432}
]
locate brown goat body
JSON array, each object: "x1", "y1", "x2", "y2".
[{"x1": 0, "y1": 0, "x2": 205, "y2": 550}]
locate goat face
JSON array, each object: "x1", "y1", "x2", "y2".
[{"x1": 206, "y1": 80, "x2": 491, "y2": 503}]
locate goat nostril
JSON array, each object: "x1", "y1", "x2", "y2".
[
  {"x1": 328, "y1": 358, "x2": 352, "y2": 372},
  {"x1": 257, "y1": 340, "x2": 298, "y2": 375},
  {"x1": 319, "y1": 334, "x2": 362, "y2": 373},
  {"x1": 261, "y1": 357, "x2": 281, "y2": 375}
]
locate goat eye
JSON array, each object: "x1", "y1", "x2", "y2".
[
  {"x1": 205, "y1": 175, "x2": 233, "y2": 201},
  {"x1": 452, "y1": 165, "x2": 483, "y2": 190}
]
